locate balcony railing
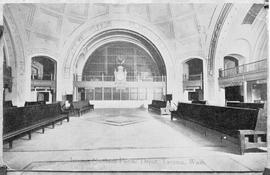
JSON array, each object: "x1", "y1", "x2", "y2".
[
  {"x1": 183, "y1": 73, "x2": 203, "y2": 81},
  {"x1": 219, "y1": 59, "x2": 267, "y2": 78},
  {"x1": 31, "y1": 73, "x2": 55, "y2": 81},
  {"x1": 74, "y1": 74, "x2": 166, "y2": 82}
]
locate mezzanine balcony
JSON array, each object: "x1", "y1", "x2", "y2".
[
  {"x1": 73, "y1": 74, "x2": 166, "y2": 88},
  {"x1": 31, "y1": 73, "x2": 56, "y2": 88},
  {"x1": 183, "y1": 73, "x2": 203, "y2": 90},
  {"x1": 218, "y1": 59, "x2": 267, "y2": 87}
]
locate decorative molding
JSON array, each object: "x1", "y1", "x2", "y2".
[
  {"x1": 25, "y1": 4, "x2": 36, "y2": 27},
  {"x1": 207, "y1": 3, "x2": 232, "y2": 76},
  {"x1": 25, "y1": 29, "x2": 31, "y2": 41},
  {"x1": 26, "y1": 48, "x2": 59, "y2": 59},
  {"x1": 128, "y1": 4, "x2": 150, "y2": 21},
  {"x1": 66, "y1": 4, "x2": 89, "y2": 19},
  {"x1": 3, "y1": 20, "x2": 16, "y2": 68},
  {"x1": 149, "y1": 4, "x2": 171, "y2": 23},
  {"x1": 4, "y1": 6, "x2": 26, "y2": 75},
  {"x1": 44, "y1": 4, "x2": 66, "y2": 14},
  {"x1": 39, "y1": 7, "x2": 63, "y2": 34},
  {"x1": 64, "y1": 17, "x2": 85, "y2": 38},
  {"x1": 155, "y1": 21, "x2": 175, "y2": 39},
  {"x1": 67, "y1": 17, "x2": 85, "y2": 24},
  {"x1": 64, "y1": 20, "x2": 113, "y2": 78},
  {"x1": 62, "y1": 18, "x2": 173, "y2": 81},
  {"x1": 34, "y1": 32, "x2": 59, "y2": 45},
  {"x1": 109, "y1": 4, "x2": 128, "y2": 14},
  {"x1": 89, "y1": 4, "x2": 109, "y2": 18}
]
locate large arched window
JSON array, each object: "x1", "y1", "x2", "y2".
[
  {"x1": 82, "y1": 42, "x2": 162, "y2": 81},
  {"x1": 76, "y1": 41, "x2": 166, "y2": 101}
]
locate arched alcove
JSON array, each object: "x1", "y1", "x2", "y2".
[
  {"x1": 31, "y1": 56, "x2": 57, "y2": 103},
  {"x1": 58, "y1": 18, "x2": 175, "y2": 103},
  {"x1": 182, "y1": 58, "x2": 204, "y2": 101}
]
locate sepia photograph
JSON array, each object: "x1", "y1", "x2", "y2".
[{"x1": 0, "y1": 0, "x2": 269, "y2": 174}]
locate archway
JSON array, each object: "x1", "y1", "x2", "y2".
[
  {"x1": 31, "y1": 56, "x2": 57, "y2": 103},
  {"x1": 73, "y1": 32, "x2": 167, "y2": 108},
  {"x1": 59, "y1": 18, "x2": 175, "y2": 103},
  {"x1": 182, "y1": 58, "x2": 204, "y2": 101}
]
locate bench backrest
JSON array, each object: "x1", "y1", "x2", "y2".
[
  {"x1": 72, "y1": 101, "x2": 90, "y2": 109},
  {"x1": 4, "y1": 103, "x2": 62, "y2": 134},
  {"x1": 191, "y1": 100, "x2": 206, "y2": 104},
  {"x1": 176, "y1": 102, "x2": 259, "y2": 132},
  {"x1": 3, "y1": 101, "x2": 15, "y2": 108},
  {"x1": 255, "y1": 102, "x2": 267, "y2": 131},
  {"x1": 151, "y1": 100, "x2": 166, "y2": 108},
  {"x1": 24, "y1": 101, "x2": 46, "y2": 107},
  {"x1": 226, "y1": 102, "x2": 264, "y2": 110}
]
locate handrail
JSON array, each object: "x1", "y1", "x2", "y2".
[
  {"x1": 183, "y1": 73, "x2": 202, "y2": 81},
  {"x1": 74, "y1": 74, "x2": 166, "y2": 82},
  {"x1": 31, "y1": 73, "x2": 55, "y2": 81},
  {"x1": 219, "y1": 59, "x2": 267, "y2": 78}
]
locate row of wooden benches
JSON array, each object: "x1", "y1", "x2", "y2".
[
  {"x1": 4, "y1": 100, "x2": 94, "y2": 117},
  {"x1": 60, "y1": 101, "x2": 94, "y2": 117},
  {"x1": 3, "y1": 100, "x2": 94, "y2": 149},
  {"x1": 148, "y1": 100, "x2": 267, "y2": 155}
]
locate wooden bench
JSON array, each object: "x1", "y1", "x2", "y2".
[
  {"x1": 3, "y1": 100, "x2": 17, "y2": 108},
  {"x1": 148, "y1": 100, "x2": 167, "y2": 114},
  {"x1": 24, "y1": 101, "x2": 46, "y2": 106},
  {"x1": 72, "y1": 101, "x2": 94, "y2": 116},
  {"x1": 226, "y1": 101, "x2": 264, "y2": 110},
  {"x1": 3, "y1": 103, "x2": 69, "y2": 148},
  {"x1": 59, "y1": 101, "x2": 76, "y2": 116},
  {"x1": 226, "y1": 102, "x2": 266, "y2": 154},
  {"x1": 171, "y1": 102, "x2": 266, "y2": 155},
  {"x1": 191, "y1": 100, "x2": 206, "y2": 104}
]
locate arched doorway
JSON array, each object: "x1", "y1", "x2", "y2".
[{"x1": 31, "y1": 56, "x2": 57, "y2": 103}]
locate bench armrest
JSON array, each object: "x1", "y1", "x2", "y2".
[{"x1": 238, "y1": 130, "x2": 266, "y2": 135}]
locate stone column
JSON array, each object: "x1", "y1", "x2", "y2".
[
  {"x1": 0, "y1": 4, "x2": 7, "y2": 174},
  {"x1": 263, "y1": 48, "x2": 270, "y2": 175},
  {"x1": 263, "y1": 4, "x2": 269, "y2": 175},
  {"x1": 243, "y1": 81, "x2": 248, "y2": 102}
]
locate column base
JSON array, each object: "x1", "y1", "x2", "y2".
[
  {"x1": 0, "y1": 165, "x2": 7, "y2": 175},
  {"x1": 263, "y1": 168, "x2": 270, "y2": 175}
]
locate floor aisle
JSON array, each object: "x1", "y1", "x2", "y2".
[{"x1": 3, "y1": 108, "x2": 266, "y2": 174}]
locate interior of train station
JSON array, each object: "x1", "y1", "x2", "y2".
[{"x1": 0, "y1": 2, "x2": 269, "y2": 174}]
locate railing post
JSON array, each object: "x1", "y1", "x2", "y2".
[{"x1": 218, "y1": 69, "x2": 222, "y2": 78}]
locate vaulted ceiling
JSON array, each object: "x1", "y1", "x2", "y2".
[{"x1": 4, "y1": 3, "x2": 218, "y2": 59}]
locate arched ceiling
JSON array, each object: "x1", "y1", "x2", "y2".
[{"x1": 4, "y1": 3, "x2": 218, "y2": 59}]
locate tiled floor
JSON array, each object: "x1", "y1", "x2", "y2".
[{"x1": 3, "y1": 108, "x2": 267, "y2": 174}]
